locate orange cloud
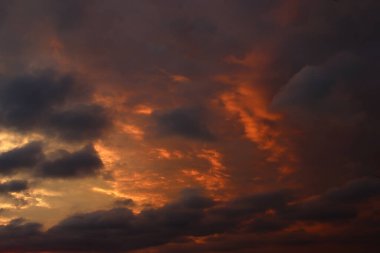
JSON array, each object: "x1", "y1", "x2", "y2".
[
  {"x1": 182, "y1": 149, "x2": 230, "y2": 199},
  {"x1": 220, "y1": 84, "x2": 284, "y2": 161}
]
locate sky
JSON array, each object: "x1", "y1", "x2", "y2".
[{"x1": 0, "y1": 0, "x2": 379, "y2": 252}]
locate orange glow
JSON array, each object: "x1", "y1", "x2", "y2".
[
  {"x1": 171, "y1": 74, "x2": 190, "y2": 83},
  {"x1": 153, "y1": 148, "x2": 184, "y2": 159},
  {"x1": 221, "y1": 85, "x2": 284, "y2": 161},
  {"x1": 182, "y1": 149, "x2": 230, "y2": 199},
  {"x1": 117, "y1": 123, "x2": 145, "y2": 140},
  {"x1": 133, "y1": 104, "x2": 154, "y2": 115}
]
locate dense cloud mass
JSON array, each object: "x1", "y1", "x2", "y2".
[
  {"x1": 0, "y1": 0, "x2": 379, "y2": 252},
  {"x1": 0, "y1": 142, "x2": 43, "y2": 175},
  {"x1": 0, "y1": 180, "x2": 28, "y2": 194},
  {"x1": 154, "y1": 107, "x2": 215, "y2": 140},
  {"x1": 0, "y1": 142, "x2": 103, "y2": 178},
  {"x1": 0, "y1": 181, "x2": 379, "y2": 252},
  {"x1": 39, "y1": 144, "x2": 103, "y2": 178},
  {"x1": 0, "y1": 71, "x2": 111, "y2": 142},
  {"x1": 0, "y1": 71, "x2": 74, "y2": 129}
]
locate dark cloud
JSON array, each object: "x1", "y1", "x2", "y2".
[
  {"x1": 216, "y1": 190, "x2": 292, "y2": 220},
  {"x1": 0, "y1": 1, "x2": 10, "y2": 28},
  {"x1": 0, "y1": 70, "x2": 75, "y2": 129},
  {"x1": 271, "y1": 53, "x2": 361, "y2": 110},
  {"x1": 0, "y1": 219, "x2": 43, "y2": 253},
  {"x1": 0, "y1": 0, "x2": 379, "y2": 252},
  {"x1": 325, "y1": 177, "x2": 380, "y2": 203},
  {"x1": 0, "y1": 189, "x2": 219, "y2": 252},
  {"x1": 246, "y1": 216, "x2": 290, "y2": 234},
  {"x1": 49, "y1": 0, "x2": 86, "y2": 31},
  {"x1": 0, "y1": 142, "x2": 43, "y2": 175},
  {"x1": 0, "y1": 70, "x2": 111, "y2": 142},
  {"x1": 47, "y1": 105, "x2": 111, "y2": 142},
  {"x1": 0, "y1": 180, "x2": 28, "y2": 194},
  {"x1": 0, "y1": 142, "x2": 104, "y2": 179},
  {"x1": 0, "y1": 181, "x2": 378, "y2": 252},
  {"x1": 285, "y1": 200, "x2": 358, "y2": 222},
  {"x1": 113, "y1": 198, "x2": 135, "y2": 208},
  {"x1": 154, "y1": 107, "x2": 215, "y2": 141},
  {"x1": 38, "y1": 144, "x2": 103, "y2": 178},
  {"x1": 262, "y1": 0, "x2": 380, "y2": 191},
  {"x1": 283, "y1": 178, "x2": 380, "y2": 222}
]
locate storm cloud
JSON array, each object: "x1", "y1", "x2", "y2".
[
  {"x1": 0, "y1": 142, "x2": 43, "y2": 175},
  {"x1": 0, "y1": 70, "x2": 111, "y2": 142},
  {"x1": 0, "y1": 180, "x2": 28, "y2": 194},
  {"x1": 0, "y1": 0, "x2": 379, "y2": 252},
  {"x1": 0, "y1": 179, "x2": 379, "y2": 252},
  {"x1": 0, "y1": 142, "x2": 103, "y2": 179},
  {"x1": 38, "y1": 144, "x2": 103, "y2": 178},
  {"x1": 154, "y1": 107, "x2": 215, "y2": 141}
]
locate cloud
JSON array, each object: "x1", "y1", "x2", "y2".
[
  {"x1": 271, "y1": 53, "x2": 360, "y2": 110},
  {"x1": 0, "y1": 70, "x2": 75, "y2": 129},
  {"x1": 283, "y1": 178, "x2": 380, "y2": 222},
  {"x1": 0, "y1": 1, "x2": 379, "y2": 252},
  {"x1": 0, "y1": 142, "x2": 103, "y2": 179},
  {"x1": 0, "y1": 179, "x2": 378, "y2": 252},
  {"x1": 218, "y1": 190, "x2": 292, "y2": 219},
  {"x1": 154, "y1": 107, "x2": 215, "y2": 141},
  {"x1": 49, "y1": 0, "x2": 86, "y2": 31},
  {"x1": 324, "y1": 177, "x2": 380, "y2": 203},
  {"x1": 38, "y1": 144, "x2": 103, "y2": 178},
  {"x1": 0, "y1": 180, "x2": 28, "y2": 194},
  {"x1": 0, "y1": 218, "x2": 43, "y2": 251},
  {"x1": 0, "y1": 70, "x2": 111, "y2": 142},
  {"x1": 113, "y1": 198, "x2": 135, "y2": 208},
  {"x1": 47, "y1": 104, "x2": 111, "y2": 142},
  {"x1": 0, "y1": 142, "x2": 43, "y2": 175},
  {"x1": 28, "y1": 189, "x2": 293, "y2": 251},
  {"x1": 0, "y1": 189, "x2": 219, "y2": 252}
]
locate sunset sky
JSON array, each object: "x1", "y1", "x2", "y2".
[{"x1": 0, "y1": 0, "x2": 379, "y2": 252}]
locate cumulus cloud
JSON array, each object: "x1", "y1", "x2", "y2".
[
  {"x1": 0, "y1": 142, "x2": 43, "y2": 175},
  {"x1": 0, "y1": 179, "x2": 378, "y2": 252},
  {"x1": 0, "y1": 180, "x2": 28, "y2": 194},
  {"x1": 0, "y1": 0, "x2": 379, "y2": 252},
  {"x1": 154, "y1": 107, "x2": 215, "y2": 141},
  {"x1": 38, "y1": 144, "x2": 103, "y2": 178},
  {"x1": 283, "y1": 178, "x2": 380, "y2": 222},
  {"x1": 47, "y1": 104, "x2": 111, "y2": 142},
  {"x1": 271, "y1": 53, "x2": 360, "y2": 109},
  {"x1": 0, "y1": 70, "x2": 111, "y2": 142},
  {"x1": 0, "y1": 71, "x2": 75, "y2": 129},
  {"x1": 0, "y1": 142, "x2": 103, "y2": 179}
]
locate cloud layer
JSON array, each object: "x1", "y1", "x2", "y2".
[{"x1": 0, "y1": 0, "x2": 379, "y2": 252}]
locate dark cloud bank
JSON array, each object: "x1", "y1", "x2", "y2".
[
  {"x1": 0, "y1": 0, "x2": 379, "y2": 252},
  {"x1": 154, "y1": 107, "x2": 215, "y2": 141},
  {"x1": 0, "y1": 180, "x2": 28, "y2": 194},
  {"x1": 0, "y1": 70, "x2": 109, "y2": 183},
  {"x1": 0, "y1": 70, "x2": 111, "y2": 142},
  {"x1": 0, "y1": 179, "x2": 379, "y2": 253},
  {"x1": 0, "y1": 142, "x2": 103, "y2": 178}
]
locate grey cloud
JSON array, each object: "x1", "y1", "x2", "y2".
[
  {"x1": 0, "y1": 180, "x2": 28, "y2": 194},
  {"x1": 0, "y1": 142, "x2": 104, "y2": 179},
  {"x1": 271, "y1": 53, "x2": 360, "y2": 110},
  {"x1": 47, "y1": 105, "x2": 111, "y2": 142},
  {"x1": 0, "y1": 142, "x2": 43, "y2": 175},
  {"x1": 38, "y1": 144, "x2": 103, "y2": 178},
  {"x1": 283, "y1": 178, "x2": 380, "y2": 222},
  {"x1": 325, "y1": 177, "x2": 380, "y2": 203},
  {"x1": 0, "y1": 70, "x2": 74, "y2": 130},
  {"x1": 154, "y1": 107, "x2": 215, "y2": 141},
  {"x1": 0, "y1": 70, "x2": 111, "y2": 142},
  {"x1": 0, "y1": 180, "x2": 378, "y2": 252}
]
